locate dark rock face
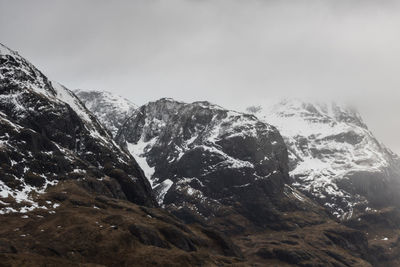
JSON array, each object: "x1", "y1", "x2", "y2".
[
  {"x1": 0, "y1": 43, "x2": 155, "y2": 210},
  {"x1": 116, "y1": 98, "x2": 291, "y2": 227}
]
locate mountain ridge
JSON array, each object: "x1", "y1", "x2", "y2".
[
  {"x1": 3, "y1": 44, "x2": 400, "y2": 266},
  {"x1": 77, "y1": 90, "x2": 400, "y2": 265}
]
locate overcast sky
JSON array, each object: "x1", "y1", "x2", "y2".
[{"x1": 1, "y1": 0, "x2": 400, "y2": 153}]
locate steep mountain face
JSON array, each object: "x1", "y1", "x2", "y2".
[
  {"x1": 115, "y1": 98, "x2": 299, "y2": 228},
  {"x1": 0, "y1": 43, "x2": 155, "y2": 212},
  {"x1": 74, "y1": 89, "x2": 137, "y2": 137},
  {"x1": 247, "y1": 99, "x2": 400, "y2": 219}
]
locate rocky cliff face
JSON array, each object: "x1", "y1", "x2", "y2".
[
  {"x1": 115, "y1": 98, "x2": 298, "y2": 228},
  {"x1": 0, "y1": 43, "x2": 155, "y2": 212},
  {"x1": 247, "y1": 99, "x2": 400, "y2": 219},
  {"x1": 74, "y1": 89, "x2": 137, "y2": 137}
]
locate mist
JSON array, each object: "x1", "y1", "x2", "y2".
[{"x1": 1, "y1": 0, "x2": 399, "y2": 153}]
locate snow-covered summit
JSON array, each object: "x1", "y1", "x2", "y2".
[
  {"x1": 247, "y1": 99, "x2": 400, "y2": 218},
  {"x1": 0, "y1": 45, "x2": 125, "y2": 152},
  {"x1": 0, "y1": 43, "x2": 56, "y2": 97},
  {"x1": 74, "y1": 89, "x2": 137, "y2": 137}
]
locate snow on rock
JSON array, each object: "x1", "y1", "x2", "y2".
[
  {"x1": 0, "y1": 43, "x2": 55, "y2": 97},
  {"x1": 246, "y1": 99, "x2": 400, "y2": 218},
  {"x1": 53, "y1": 82, "x2": 92, "y2": 123},
  {"x1": 117, "y1": 98, "x2": 284, "y2": 186},
  {"x1": 116, "y1": 98, "x2": 291, "y2": 224},
  {"x1": 153, "y1": 179, "x2": 173, "y2": 205},
  {"x1": 52, "y1": 82, "x2": 132, "y2": 158},
  {"x1": 127, "y1": 138, "x2": 157, "y2": 186},
  {"x1": 0, "y1": 42, "x2": 155, "y2": 211},
  {"x1": 74, "y1": 89, "x2": 137, "y2": 137}
]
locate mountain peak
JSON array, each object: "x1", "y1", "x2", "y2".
[
  {"x1": 0, "y1": 44, "x2": 155, "y2": 213},
  {"x1": 269, "y1": 99, "x2": 366, "y2": 129},
  {"x1": 74, "y1": 89, "x2": 137, "y2": 137},
  {"x1": 247, "y1": 98, "x2": 400, "y2": 218},
  {"x1": 0, "y1": 42, "x2": 56, "y2": 97}
]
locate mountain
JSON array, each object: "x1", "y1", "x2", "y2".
[
  {"x1": 0, "y1": 43, "x2": 154, "y2": 211},
  {"x1": 0, "y1": 43, "x2": 251, "y2": 266},
  {"x1": 74, "y1": 89, "x2": 137, "y2": 137},
  {"x1": 246, "y1": 99, "x2": 400, "y2": 219},
  {"x1": 74, "y1": 91, "x2": 400, "y2": 266},
  {"x1": 115, "y1": 98, "x2": 308, "y2": 228},
  {"x1": 4, "y1": 43, "x2": 400, "y2": 266},
  {"x1": 108, "y1": 97, "x2": 397, "y2": 266}
]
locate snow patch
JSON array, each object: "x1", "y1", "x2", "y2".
[
  {"x1": 156, "y1": 179, "x2": 173, "y2": 205},
  {"x1": 127, "y1": 138, "x2": 157, "y2": 186}
]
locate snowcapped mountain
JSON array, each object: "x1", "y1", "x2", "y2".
[
  {"x1": 73, "y1": 85, "x2": 400, "y2": 221},
  {"x1": 4, "y1": 43, "x2": 400, "y2": 266},
  {"x1": 246, "y1": 99, "x2": 400, "y2": 218},
  {"x1": 74, "y1": 89, "x2": 137, "y2": 137},
  {"x1": 115, "y1": 98, "x2": 313, "y2": 228},
  {"x1": 0, "y1": 43, "x2": 250, "y2": 266},
  {"x1": 71, "y1": 86, "x2": 400, "y2": 266},
  {"x1": 0, "y1": 43, "x2": 155, "y2": 213}
]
